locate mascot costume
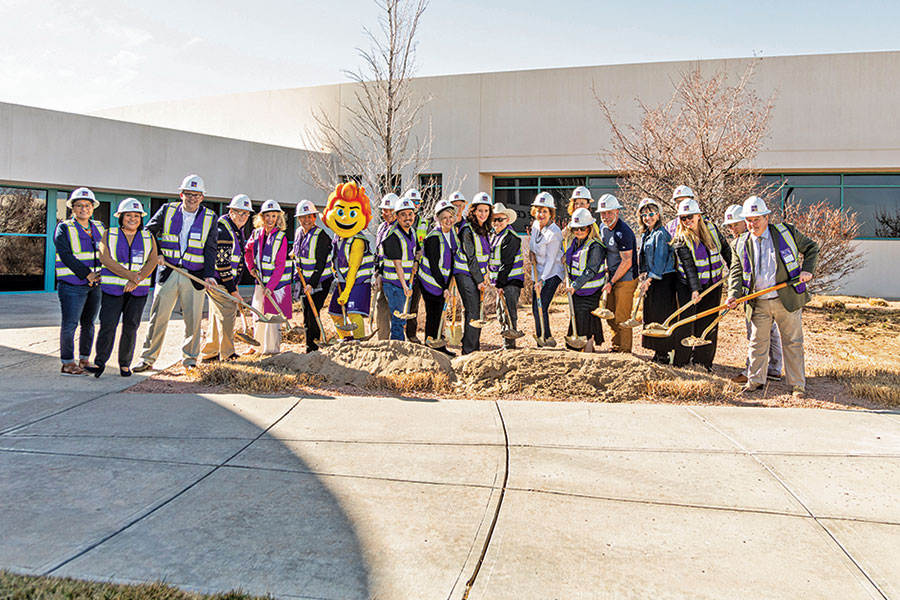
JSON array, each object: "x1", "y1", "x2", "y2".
[{"x1": 324, "y1": 181, "x2": 375, "y2": 339}]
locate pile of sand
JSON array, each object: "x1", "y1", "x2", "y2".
[
  {"x1": 451, "y1": 349, "x2": 724, "y2": 401},
  {"x1": 260, "y1": 340, "x2": 454, "y2": 388}
]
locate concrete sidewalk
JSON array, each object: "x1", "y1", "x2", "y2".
[{"x1": 1, "y1": 295, "x2": 899, "y2": 599}]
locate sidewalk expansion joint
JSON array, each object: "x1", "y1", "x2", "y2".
[
  {"x1": 460, "y1": 400, "x2": 510, "y2": 600},
  {"x1": 0, "y1": 390, "x2": 117, "y2": 436},
  {"x1": 41, "y1": 398, "x2": 305, "y2": 577},
  {"x1": 685, "y1": 407, "x2": 889, "y2": 600},
  {"x1": 0, "y1": 446, "x2": 218, "y2": 469}
]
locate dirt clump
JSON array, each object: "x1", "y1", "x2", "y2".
[
  {"x1": 260, "y1": 339, "x2": 454, "y2": 388},
  {"x1": 452, "y1": 348, "x2": 731, "y2": 402}
]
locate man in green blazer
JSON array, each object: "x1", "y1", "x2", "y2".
[{"x1": 726, "y1": 196, "x2": 819, "y2": 398}]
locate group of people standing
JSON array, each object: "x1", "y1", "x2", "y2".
[{"x1": 54, "y1": 173, "x2": 819, "y2": 399}]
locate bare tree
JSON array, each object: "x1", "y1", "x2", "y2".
[
  {"x1": 595, "y1": 61, "x2": 778, "y2": 221},
  {"x1": 301, "y1": 0, "x2": 433, "y2": 210},
  {"x1": 874, "y1": 206, "x2": 900, "y2": 238},
  {"x1": 782, "y1": 198, "x2": 865, "y2": 294}
]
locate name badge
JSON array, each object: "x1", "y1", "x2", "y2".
[
  {"x1": 190, "y1": 232, "x2": 202, "y2": 240},
  {"x1": 262, "y1": 254, "x2": 272, "y2": 263},
  {"x1": 133, "y1": 254, "x2": 144, "y2": 264}
]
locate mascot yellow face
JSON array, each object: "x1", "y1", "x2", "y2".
[{"x1": 324, "y1": 181, "x2": 372, "y2": 239}]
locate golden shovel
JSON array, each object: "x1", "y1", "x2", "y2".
[
  {"x1": 469, "y1": 289, "x2": 488, "y2": 329},
  {"x1": 682, "y1": 308, "x2": 730, "y2": 347},
  {"x1": 563, "y1": 275, "x2": 587, "y2": 350},
  {"x1": 236, "y1": 304, "x2": 260, "y2": 347},
  {"x1": 295, "y1": 268, "x2": 334, "y2": 347},
  {"x1": 446, "y1": 280, "x2": 463, "y2": 345},
  {"x1": 642, "y1": 279, "x2": 723, "y2": 336},
  {"x1": 591, "y1": 288, "x2": 615, "y2": 319},
  {"x1": 620, "y1": 282, "x2": 648, "y2": 329},
  {"x1": 496, "y1": 288, "x2": 525, "y2": 340},
  {"x1": 250, "y1": 269, "x2": 306, "y2": 337},
  {"x1": 333, "y1": 281, "x2": 359, "y2": 334}
]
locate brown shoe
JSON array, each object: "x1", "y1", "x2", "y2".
[
  {"x1": 132, "y1": 362, "x2": 154, "y2": 373},
  {"x1": 741, "y1": 382, "x2": 763, "y2": 393},
  {"x1": 731, "y1": 373, "x2": 749, "y2": 384},
  {"x1": 79, "y1": 358, "x2": 98, "y2": 370},
  {"x1": 61, "y1": 363, "x2": 88, "y2": 376},
  {"x1": 792, "y1": 387, "x2": 805, "y2": 399}
]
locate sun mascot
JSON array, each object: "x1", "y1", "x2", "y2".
[{"x1": 323, "y1": 181, "x2": 375, "y2": 339}]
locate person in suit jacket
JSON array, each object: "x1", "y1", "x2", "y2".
[{"x1": 726, "y1": 196, "x2": 818, "y2": 399}]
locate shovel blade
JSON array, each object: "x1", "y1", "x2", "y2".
[
  {"x1": 642, "y1": 328, "x2": 670, "y2": 338},
  {"x1": 681, "y1": 336, "x2": 712, "y2": 348},
  {"x1": 565, "y1": 335, "x2": 587, "y2": 350},
  {"x1": 236, "y1": 332, "x2": 260, "y2": 346},
  {"x1": 425, "y1": 336, "x2": 447, "y2": 349},
  {"x1": 532, "y1": 334, "x2": 544, "y2": 347},
  {"x1": 468, "y1": 319, "x2": 486, "y2": 329},
  {"x1": 502, "y1": 329, "x2": 525, "y2": 340},
  {"x1": 544, "y1": 336, "x2": 557, "y2": 348},
  {"x1": 619, "y1": 318, "x2": 640, "y2": 329},
  {"x1": 259, "y1": 314, "x2": 288, "y2": 324},
  {"x1": 336, "y1": 321, "x2": 358, "y2": 332},
  {"x1": 591, "y1": 308, "x2": 615, "y2": 319},
  {"x1": 290, "y1": 326, "x2": 307, "y2": 335}
]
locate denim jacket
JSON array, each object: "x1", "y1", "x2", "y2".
[{"x1": 639, "y1": 226, "x2": 675, "y2": 279}]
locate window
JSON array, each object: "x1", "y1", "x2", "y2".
[
  {"x1": 0, "y1": 187, "x2": 48, "y2": 292},
  {"x1": 1, "y1": 187, "x2": 47, "y2": 234},
  {"x1": 843, "y1": 188, "x2": 900, "y2": 238},
  {"x1": 378, "y1": 174, "x2": 402, "y2": 195},
  {"x1": 419, "y1": 173, "x2": 442, "y2": 205}
]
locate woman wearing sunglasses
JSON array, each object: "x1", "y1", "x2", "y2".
[
  {"x1": 562, "y1": 208, "x2": 607, "y2": 352},
  {"x1": 670, "y1": 196, "x2": 732, "y2": 369},
  {"x1": 637, "y1": 198, "x2": 677, "y2": 364}
]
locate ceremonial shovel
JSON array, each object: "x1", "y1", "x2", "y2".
[
  {"x1": 496, "y1": 288, "x2": 524, "y2": 340},
  {"x1": 392, "y1": 262, "x2": 419, "y2": 320},
  {"x1": 334, "y1": 281, "x2": 359, "y2": 334},
  {"x1": 642, "y1": 279, "x2": 724, "y2": 336},
  {"x1": 295, "y1": 268, "x2": 334, "y2": 347},
  {"x1": 591, "y1": 288, "x2": 615, "y2": 319},
  {"x1": 446, "y1": 280, "x2": 463, "y2": 346},
  {"x1": 563, "y1": 274, "x2": 587, "y2": 350},
  {"x1": 236, "y1": 305, "x2": 260, "y2": 346},
  {"x1": 620, "y1": 281, "x2": 648, "y2": 329},
  {"x1": 250, "y1": 269, "x2": 305, "y2": 336},
  {"x1": 468, "y1": 289, "x2": 488, "y2": 329}
]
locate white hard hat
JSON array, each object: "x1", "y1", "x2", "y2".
[
  {"x1": 570, "y1": 208, "x2": 596, "y2": 228},
  {"x1": 570, "y1": 186, "x2": 592, "y2": 201},
  {"x1": 492, "y1": 203, "x2": 517, "y2": 226},
  {"x1": 295, "y1": 199, "x2": 318, "y2": 217},
  {"x1": 434, "y1": 199, "x2": 455, "y2": 216},
  {"x1": 227, "y1": 194, "x2": 253, "y2": 212},
  {"x1": 472, "y1": 192, "x2": 493, "y2": 207},
  {"x1": 637, "y1": 198, "x2": 660, "y2": 212},
  {"x1": 114, "y1": 197, "x2": 146, "y2": 218},
  {"x1": 672, "y1": 185, "x2": 694, "y2": 200},
  {"x1": 531, "y1": 192, "x2": 555, "y2": 209},
  {"x1": 448, "y1": 191, "x2": 466, "y2": 204},
  {"x1": 676, "y1": 198, "x2": 702, "y2": 216},
  {"x1": 723, "y1": 204, "x2": 744, "y2": 225},
  {"x1": 379, "y1": 193, "x2": 399, "y2": 210},
  {"x1": 179, "y1": 174, "x2": 206, "y2": 194},
  {"x1": 741, "y1": 195, "x2": 771, "y2": 218},
  {"x1": 394, "y1": 197, "x2": 417, "y2": 214},
  {"x1": 260, "y1": 199, "x2": 282, "y2": 213},
  {"x1": 403, "y1": 189, "x2": 422, "y2": 203},
  {"x1": 596, "y1": 194, "x2": 622, "y2": 211},
  {"x1": 67, "y1": 187, "x2": 99, "y2": 208}
]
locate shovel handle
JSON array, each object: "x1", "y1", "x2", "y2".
[
  {"x1": 296, "y1": 268, "x2": 331, "y2": 344},
  {"x1": 164, "y1": 261, "x2": 268, "y2": 322},
  {"x1": 564, "y1": 273, "x2": 582, "y2": 338},
  {"x1": 665, "y1": 280, "x2": 792, "y2": 335},
  {"x1": 661, "y1": 278, "x2": 724, "y2": 328}
]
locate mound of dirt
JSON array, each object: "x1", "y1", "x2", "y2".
[
  {"x1": 260, "y1": 340, "x2": 454, "y2": 388},
  {"x1": 451, "y1": 348, "x2": 726, "y2": 402}
]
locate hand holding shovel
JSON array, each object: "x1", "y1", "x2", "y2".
[
  {"x1": 250, "y1": 269, "x2": 305, "y2": 337},
  {"x1": 643, "y1": 279, "x2": 723, "y2": 336},
  {"x1": 392, "y1": 261, "x2": 420, "y2": 320},
  {"x1": 496, "y1": 287, "x2": 524, "y2": 340},
  {"x1": 296, "y1": 268, "x2": 333, "y2": 347},
  {"x1": 591, "y1": 286, "x2": 615, "y2": 320},
  {"x1": 620, "y1": 278, "x2": 649, "y2": 329}
]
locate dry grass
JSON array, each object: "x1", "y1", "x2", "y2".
[
  {"x1": 190, "y1": 362, "x2": 322, "y2": 394},
  {"x1": 365, "y1": 371, "x2": 452, "y2": 394},
  {"x1": 0, "y1": 570, "x2": 269, "y2": 600},
  {"x1": 821, "y1": 298, "x2": 846, "y2": 310},
  {"x1": 867, "y1": 297, "x2": 889, "y2": 307},
  {"x1": 643, "y1": 378, "x2": 739, "y2": 404},
  {"x1": 814, "y1": 366, "x2": 900, "y2": 407}
]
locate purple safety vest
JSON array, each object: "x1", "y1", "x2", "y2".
[
  {"x1": 100, "y1": 228, "x2": 153, "y2": 297},
  {"x1": 55, "y1": 219, "x2": 104, "y2": 285}
]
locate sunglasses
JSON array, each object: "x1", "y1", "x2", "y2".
[
  {"x1": 571, "y1": 226, "x2": 588, "y2": 232},
  {"x1": 680, "y1": 214, "x2": 698, "y2": 221},
  {"x1": 493, "y1": 217, "x2": 507, "y2": 223},
  {"x1": 641, "y1": 211, "x2": 658, "y2": 217}
]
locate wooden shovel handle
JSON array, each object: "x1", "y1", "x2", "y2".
[
  {"x1": 666, "y1": 281, "x2": 792, "y2": 334},
  {"x1": 662, "y1": 278, "x2": 724, "y2": 327},
  {"x1": 296, "y1": 267, "x2": 330, "y2": 343}
]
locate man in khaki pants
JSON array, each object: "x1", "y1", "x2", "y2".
[
  {"x1": 201, "y1": 194, "x2": 252, "y2": 362},
  {"x1": 726, "y1": 196, "x2": 818, "y2": 399},
  {"x1": 133, "y1": 174, "x2": 218, "y2": 371},
  {"x1": 597, "y1": 194, "x2": 639, "y2": 352}
]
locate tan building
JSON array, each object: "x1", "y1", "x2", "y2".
[{"x1": 1, "y1": 51, "x2": 898, "y2": 297}]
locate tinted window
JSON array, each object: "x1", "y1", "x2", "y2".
[
  {"x1": 783, "y1": 187, "x2": 841, "y2": 211},
  {"x1": 494, "y1": 178, "x2": 538, "y2": 188},
  {"x1": 782, "y1": 174, "x2": 841, "y2": 186},
  {"x1": 494, "y1": 188, "x2": 538, "y2": 209},
  {"x1": 541, "y1": 177, "x2": 586, "y2": 188},
  {"x1": 0, "y1": 236, "x2": 45, "y2": 291},
  {"x1": 0, "y1": 187, "x2": 47, "y2": 234},
  {"x1": 843, "y1": 188, "x2": 900, "y2": 238},
  {"x1": 842, "y1": 175, "x2": 900, "y2": 186}
]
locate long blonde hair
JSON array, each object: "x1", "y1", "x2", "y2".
[
  {"x1": 673, "y1": 216, "x2": 717, "y2": 250},
  {"x1": 253, "y1": 210, "x2": 287, "y2": 232}
]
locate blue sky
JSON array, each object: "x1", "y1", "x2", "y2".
[{"x1": 1, "y1": 0, "x2": 898, "y2": 112}]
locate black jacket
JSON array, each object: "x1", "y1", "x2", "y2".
[
  {"x1": 494, "y1": 230, "x2": 524, "y2": 289},
  {"x1": 672, "y1": 222, "x2": 732, "y2": 293}
]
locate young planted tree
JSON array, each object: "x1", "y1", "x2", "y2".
[
  {"x1": 595, "y1": 61, "x2": 777, "y2": 220},
  {"x1": 301, "y1": 0, "x2": 433, "y2": 212}
]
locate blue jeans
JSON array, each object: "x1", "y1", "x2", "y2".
[
  {"x1": 383, "y1": 282, "x2": 408, "y2": 340},
  {"x1": 531, "y1": 275, "x2": 561, "y2": 339},
  {"x1": 58, "y1": 281, "x2": 101, "y2": 363}
]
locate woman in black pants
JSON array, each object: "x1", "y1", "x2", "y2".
[
  {"x1": 562, "y1": 208, "x2": 607, "y2": 352},
  {"x1": 637, "y1": 198, "x2": 678, "y2": 364},
  {"x1": 528, "y1": 192, "x2": 564, "y2": 347},
  {"x1": 418, "y1": 199, "x2": 458, "y2": 355},
  {"x1": 670, "y1": 198, "x2": 732, "y2": 370},
  {"x1": 88, "y1": 199, "x2": 158, "y2": 377},
  {"x1": 452, "y1": 192, "x2": 493, "y2": 355}
]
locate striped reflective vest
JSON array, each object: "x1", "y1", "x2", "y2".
[
  {"x1": 332, "y1": 234, "x2": 374, "y2": 284},
  {"x1": 676, "y1": 219, "x2": 725, "y2": 286},
  {"x1": 414, "y1": 213, "x2": 430, "y2": 245},
  {"x1": 453, "y1": 223, "x2": 490, "y2": 277},
  {"x1": 295, "y1": 226, "x2": 333, "y2": 284},
  {"x1": 739, "y1": 223, "x2": 807, "y2": 296},
  {"x1": 418, "y1": 227, "x2": 458, "y2": 295},
  {"x1": 565, "y1": 237, "x2": 607, "y2": 296},
  {"x1": 219, "y1": 215, "x2": 246, "y2": 281},
  {"x1": 382, "y1": 223, "x2": 416, "y2": 288},
  {"x1": 55, "y1": 219, "x2": 105, "y2": 285},
  {"x1": 489, "y1": 228, "x2": 524, "y2": 284},
  {"x1": 157, "y1": 203, "x2": 215, "y2": 271},
  {"x1": 100, "y1": 228, "x2": 153, "y2": 297},
  {"x1": 253, "y1": 228, "x2": 292, "y2": 290}
]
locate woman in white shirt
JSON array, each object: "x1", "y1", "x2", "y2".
[{"x1": 528, "y1": 192, "x2": 565, "y2": 347}]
